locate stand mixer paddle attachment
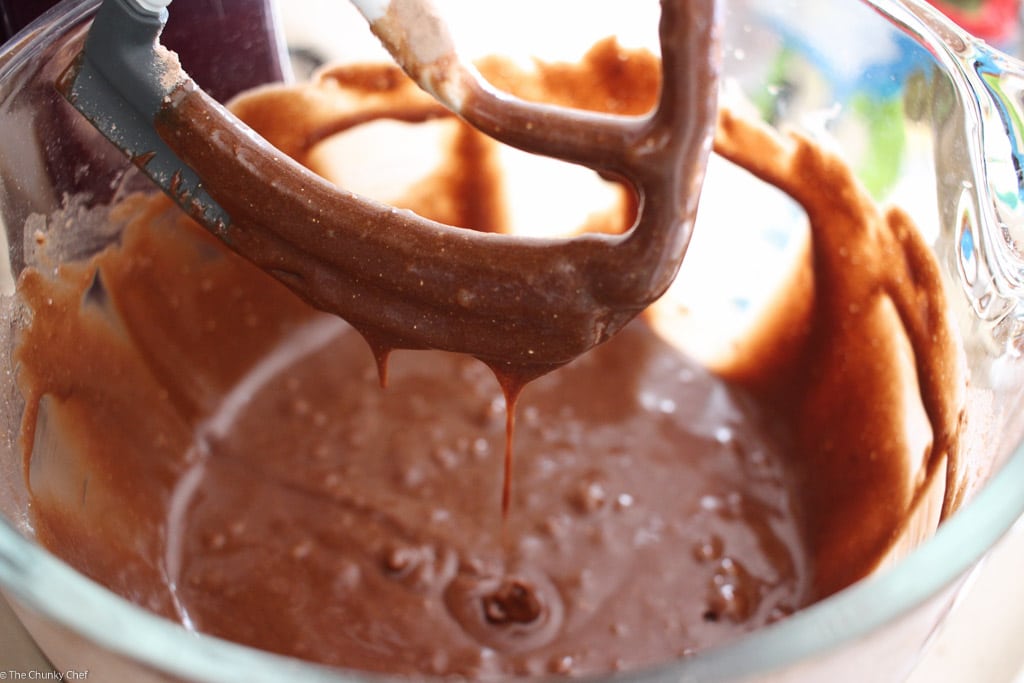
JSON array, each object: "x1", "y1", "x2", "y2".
[{"x1": 57, "y1": 0, "x2": 721, "y2": 386}]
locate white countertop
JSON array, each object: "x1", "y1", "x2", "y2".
[{"x1": 907, "y1": 518, "x2": 1024, "y2": 683}]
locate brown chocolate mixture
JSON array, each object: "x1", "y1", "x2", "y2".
[
  {"x1": 16, "y1": 20, "x2": 964, "y2": 683},
  {"x1": 18, "y1": 202, "x2": 806, "y2": 676}
]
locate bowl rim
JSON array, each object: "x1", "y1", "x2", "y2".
[{"x1": 1, "y1": 1, "x2": 1023, "y2": 681}]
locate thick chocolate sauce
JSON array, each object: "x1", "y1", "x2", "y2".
[{"x1": 15, "y1": 3, "x2": 966, "y2": 680}]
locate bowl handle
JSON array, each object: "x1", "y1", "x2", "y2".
[{"x1": 867, "y1": 0, "x2": 1024, "y2": 345}]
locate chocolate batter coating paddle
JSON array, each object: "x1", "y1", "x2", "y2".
[{"x1": 151, "y1": 0, "x2": 720, "y2": 383}]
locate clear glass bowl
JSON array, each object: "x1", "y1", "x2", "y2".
[{"x1": 1, "y1": 1, "x2": 1024, "y2": 681}]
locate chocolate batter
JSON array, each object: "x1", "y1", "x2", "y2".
[
  {"x1": 18, "y1": 195, "x2": 806, "y2": 677},
  {"x1": 15, "y1": 14, "x2": 965, "y2": 683}
]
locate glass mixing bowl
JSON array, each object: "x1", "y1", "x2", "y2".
[{"x1": 1, "y1": 0, "x2": 1024, "y2": 681}]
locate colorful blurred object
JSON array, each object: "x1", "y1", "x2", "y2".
[
  {"x1": 744, "y1": 0, "x2": 1021, "y2": 200},
  {"x1": 926, "y1": 0, "x2": 1021, "y2": 46}
]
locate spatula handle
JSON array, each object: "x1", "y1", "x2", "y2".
[{"x1": 2, "y1": 0, "x2": 289, "y2": 102}]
